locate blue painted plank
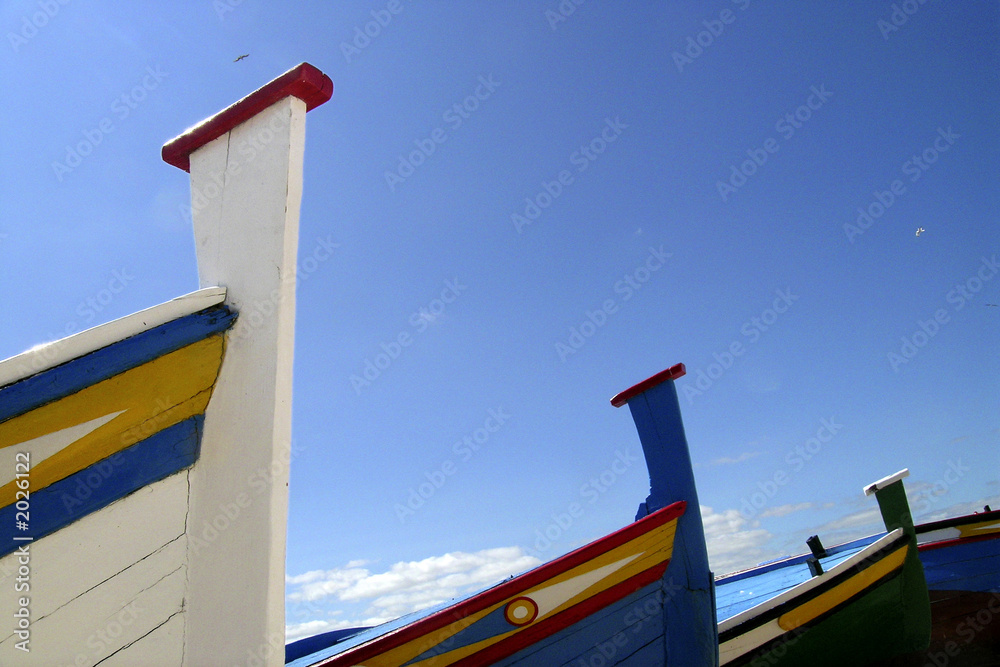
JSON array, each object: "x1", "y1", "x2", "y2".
[
  {"x1": 0, "y1": 305, "x2": 235, "y2": 423},
  {"x1": 715, "y1": 540, "x2": 883, "y2": 621},
  {"x1": 619, "y1": 377, "x2": 717, "y2": 666},
  {"x1": 0, "y1": 416, "x2": 203, "y2": 558},
  {"x1": 921, "y1": 539, "x2": 1000, "y2": 592},
  {"x1": 285, "y1": 629, "x2": 367, "y2": 664},
  {"x1": 496, "y1": 582, "x2": 668, "y2": 666}
]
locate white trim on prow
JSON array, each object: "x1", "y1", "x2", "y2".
[
  {"x1": 0, "y1": 287, "x2": 227, "y2": 387},
  {"x1": 864, "y1": 469, "x2": 910, "y2": 496}
]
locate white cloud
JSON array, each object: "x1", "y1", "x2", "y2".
[
  {"x1": 758, "y1": 502, "x2": 813, "y2": 519},
  {"x1": 285, "y1": 546, "x2": 541, "y2": 639},
  {"x1": 708, "y1": 451, "x2": 761, "y2": 466},
  {"x1": 701, "y1": 505, "x2": 776, "y2": 575}
]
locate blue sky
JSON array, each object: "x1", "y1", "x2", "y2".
[{"x1": 2, "y1": 0, "x2": 998, "y2": 642}]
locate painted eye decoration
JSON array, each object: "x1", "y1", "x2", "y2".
[{"x1": 504, "y1": 596, "x2": 539, "y2": 626}]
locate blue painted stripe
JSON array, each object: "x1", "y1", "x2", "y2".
[
  {"x1": 0, "y1": 416, "x2": 203, "y2": 558},
  {"x1": 0, "y1": 305, "x2": 235, "y2": 424}
]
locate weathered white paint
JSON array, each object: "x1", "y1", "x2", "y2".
[
  {"x1": 183, "y1": 94, "x2": 307, "y2": 666},
  {"x1": 864, "y1": 468, "x2": 909, "y2": 496},
  {"x1": 0, "y1": 286, "x2": 226, "y2": 386},
  {"x1": 99, "y1": 612, "x2": 185, "y2": 667},
  {"x1": 0, "y1": 472, "x2": 189, "y2": 665},
  {"x1": 0, "y1": 74, "x2": 314, "y2": 664}
]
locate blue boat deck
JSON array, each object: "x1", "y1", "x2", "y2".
[{"x1": 715, "y1": 532, "x2": 884, "y2": 623}]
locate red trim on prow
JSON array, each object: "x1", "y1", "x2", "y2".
[
  {"x1": 162, "y1": 62, "x2": 333, "y2": 171},
  {"x1": 313, "y1": 501, "x2": 686, "y2": 667},
  {"x1": 918, "y1": 532, "x2": 1000, "y2": 552},
  {"x1": 611, "y1": 363, "x2": 686, "y2": 407}
]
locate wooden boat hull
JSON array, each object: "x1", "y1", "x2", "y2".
[
  {"x1": 0, "y1": 295, "x2": 234, "y2": 559},
  {"x1": 718, "y1": 531, "x2": 919, "y2": 666},
  {"x1": 290, "y1": 365, "x2": 720, "y2": 666},
  {"x1": 716, "y1": 471, "x2": 931, "y2": 666},
  {"x1": 905, "y1": 510, "x2": 1000, "y2": 664},
  {"x1": 294, "y1": 502, "x2": 687, "y2": 666},
  {"x1": 0, "y1": 63, "x2": 333, "y2": 665}
]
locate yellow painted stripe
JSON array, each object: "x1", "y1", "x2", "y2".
[
  {"x1": 777, "y1": 544, "x2": 909, "y2": 632},
  {"x1": 0, "y1": 336, "x2": 226, "y2": 508},
  {"x1": 958, "y1": 520, "x2": 1000, "y2": 539},
  {"x1": 360, "y1": 517, "x2": 679, "y2": 667}
]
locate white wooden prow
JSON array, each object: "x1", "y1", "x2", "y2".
[{"x1": 163, "y1": 63, "x2": 332, "y2": 666}]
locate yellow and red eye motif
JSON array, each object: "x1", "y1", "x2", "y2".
[{"x1": 504, "y1": 596, "x2": 539, "y2": 626}]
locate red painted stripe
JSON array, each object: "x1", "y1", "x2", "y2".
[
  {"x1": 611, "y1": 364, "x2": 686, "y2": 407},
  {"x1": 918, "y1": 532, "x2": 1000, "y2": 552},
  {"x1": 916, "y1": 509, "x2": 1000, "y2": 534},
  {"x1": 162, "y1": 62, "x2": 333, "y2": 171},
  {"x1": 453, "y1": 563, "x2": 670, "y2": 666},
  {"x1": 313, "y1": 501, "x2": 685, "y2": 666}
]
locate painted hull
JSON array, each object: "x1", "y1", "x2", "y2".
[
  {"x1": 0, "y1": 291, "x2": 234, "y2": 556},
  {"x1": 717, "y1": 530, "x2": 925, "y2": 666},
  {"x1": 911, "y1": 510, "x2": 1000, "y2": 664},
  {"x1": 2, "y1": 63, "x2": 335, "y2": 665},
  {"x1": 287, "y1": 364, "x2": 720, "y2": 666},
  {"x1": 716, "y1": 471, "x2": 931, "y2": 666},
  {"x1": 292, "y1": 502, "x2": 691, "y2": 666},
  {"x1": 0, "y1": 288, "x2": 235, "y2": 661},
  {"x1": 917, "y1": 509, "x2": 1000, "y2": 594}
]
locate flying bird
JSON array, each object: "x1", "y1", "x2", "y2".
[
  {"x1": 915, "y1": 227, "x2": 925, "y2": 236},
  {"x1": 234, "y1": 54, "x2": 249, "y2": 62}
]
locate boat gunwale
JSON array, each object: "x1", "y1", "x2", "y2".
[
  {"x1": 306, "y1": 501, "x2": 686, "y2": 666},
  {"x1": 0, "y1": 286, "x2": 226, "y2": 388},
  {"x1": 717, "y1": 528, "x2": 907, "y2": 637}
]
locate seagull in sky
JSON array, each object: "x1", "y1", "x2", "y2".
[
  {"x1": 915, "y1": 227, "x2": 925, "y2": 237},
  {"x1": 234, "y1": 54, "x2": 249, "y2": 62}
]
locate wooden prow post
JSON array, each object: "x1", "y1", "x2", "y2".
[
  {"x1": 611, "y1": 363, "x2": 718, "y2": 666},
  {"x1": 162, "y1": 63, "x2": 332, "y2": 666},
  {"x1": 864, "y1": 469, "x2": 931, "y2": 653}
]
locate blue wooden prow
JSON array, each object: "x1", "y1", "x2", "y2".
[{"x1": 611, "y1": 363, "x2": 718, "y2": 666}]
